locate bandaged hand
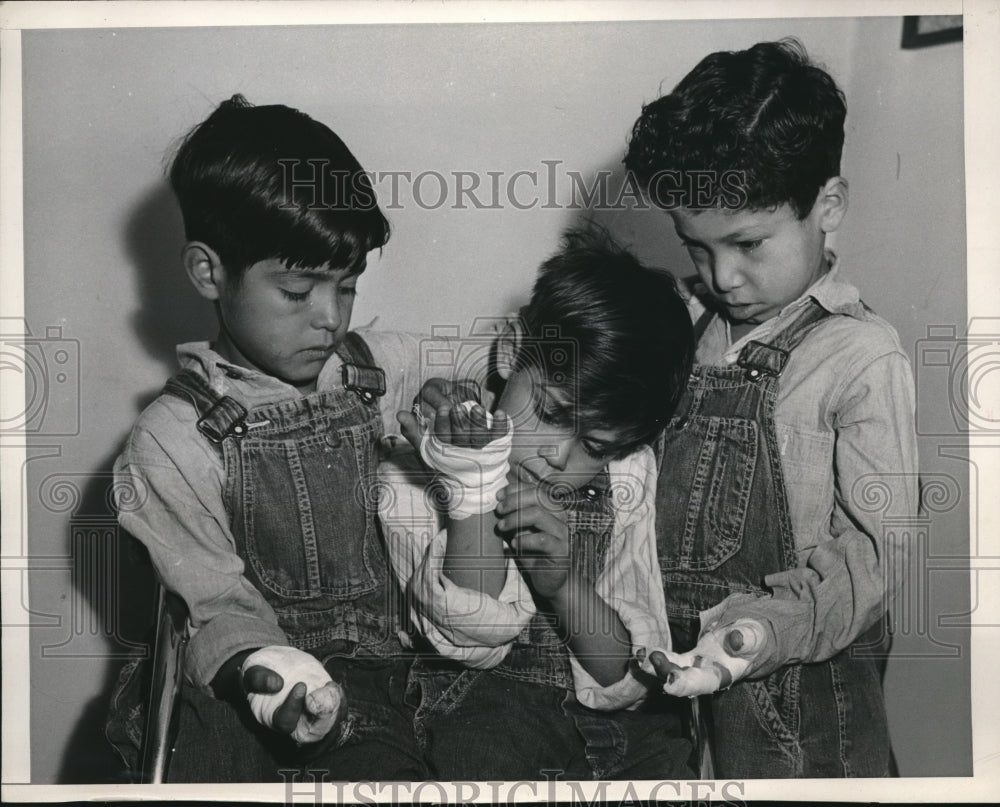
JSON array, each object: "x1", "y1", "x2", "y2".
[
  {"x1": 241, "y1": 646, "x2": 344, "y2": 744},
  {"x1": 397, "y1": 379, "x2": 512, "y2": 519},
  {"x1": 419, "y1": 401, "x2": 511, "y2": 518},
  {"x1": 637, "y1": 619, "x2": 767, "y2": 697}
]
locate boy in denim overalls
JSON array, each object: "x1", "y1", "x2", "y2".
[
  {"x1": 379, "y1": 229, "x2": 696, "y2": 780},
  {"x1": 625, "y1": 40, "x2": 919, "y2": 777},
  {"x1": 111, "y1": 96, "x2": 438, "y2": 782}
]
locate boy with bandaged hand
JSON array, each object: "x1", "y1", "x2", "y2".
[{"x1": 111, "y1": 96, "x2": 456, "y2": 781}]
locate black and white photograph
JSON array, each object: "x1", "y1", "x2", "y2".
[{"x1": 1, "y1": 1, "x2": 997, "y2": 802}]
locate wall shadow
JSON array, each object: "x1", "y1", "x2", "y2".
[
  {"x1": 125, "y1": 182, "x2": 215, "y2": 375},
  {"x1": 559, "y1": 157, "x2": 691, "y2": 279},
  {"x1": 56, "y1": 444, "x2": 158, "y2": 783},
  {"x1": 57, "y1": 184, "x2": 203, "y2": 782}
]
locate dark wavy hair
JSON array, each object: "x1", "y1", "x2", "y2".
[
  {"x1": 516, "y1": 227, "x2": 694, "y2": 457},
  {"x1": 168, "y1": 95, "x2": 389, "y2": 277},
  {"x1": 624, "y1": 39, "x2": 846, "y2": 219}
]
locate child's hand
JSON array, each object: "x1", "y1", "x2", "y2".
[
  {"x1": 496, "y1": 477, "x2": 572, "y2": 599},
  {"x1": 241, "y1": 646, "x2": 346, "y2": 744},
  {"x1": 396, "y1": 378, "x2": 501, "y2": 450},
  {"x1": 639, "y1": 619, "x2": 768, "y2": 697}
]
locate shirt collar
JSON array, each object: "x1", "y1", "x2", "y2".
[
  {"x1": 694, "y1": 250, "x2": 864, "y2": 366},
  {"x1": 176, "y1": 341, "x2": 346, "y2": 405}
]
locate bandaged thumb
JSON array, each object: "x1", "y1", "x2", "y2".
[
  {"x1": 419, "y1": 401, "x2": 513, "y2": 518},
  {"x1": 241, "y1": 646, "x2": 343, "y2": 744}
]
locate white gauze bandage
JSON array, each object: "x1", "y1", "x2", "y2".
[
  {"x1": 418, "y1": 401, "x2": 513, "y2": 519},
  {"x1": 241, "y1": 646, "x2": 343, "y2": 744},
  {"x1": 636, "y1": 618, "x2": 767, "y2": 697}
]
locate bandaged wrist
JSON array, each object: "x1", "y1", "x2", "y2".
[
  {"x1": 418, "y1": 401, "x2": 513, "y2": 518},
  {"x1": 241, "y1": 646, "x2": 342, "y2": 744}
]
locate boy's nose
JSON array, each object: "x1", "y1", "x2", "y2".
[
  {"x1": 311, "y1": 289, "x2": 341, "y2": 331},
  {"x1": 539, "y1": 439, "x2": 571, "y2": 471},
  {"x1": 711, "y1": 255, "x2": 745, "y2": 294}
]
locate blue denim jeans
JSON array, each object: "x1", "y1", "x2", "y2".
[
  {"x1": 710, "y1": 623, "x2": 891, "y2": 777},
  {"x1": 169, "y1": 657, "x2": 426, "y2": 783},
  {"x1": 409, "y1": 666, "x2": 692, "y2": 781}
]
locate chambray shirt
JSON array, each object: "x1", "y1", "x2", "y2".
[
  {"x1": 114, "y1": 330, "x2": 447, "y2": 690},
  {"x1": 685, "y1": 254, "x2": 919, "y2": 677},
  {"x1": 377, "y1": 442, "x2": 672, "y2": 711}
]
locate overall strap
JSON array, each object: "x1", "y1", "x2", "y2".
[
  {"x1": 692, "y1": 308, "x2": 715, "y2": 343},
  {"x1": 337, "y1": 331, "x2": 387, "y2": 403},
  {"x1": 736, "y1": 298, "x2": 832, "y2": 379},
  {"x1": 338, "y1": 330, "x2": 377, "y2": 366},
  {"x1": 161, "y1": 369, "x2": 249, "y2": 443}
]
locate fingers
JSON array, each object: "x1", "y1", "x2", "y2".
[
  {"x1": 717, "y1": 619, "x2": 767, "y2": 658},
  {"x1": 442, "y1": 401, "x2": 503, "y2": 449},
  {"x1": 453, "y1": 379, "x2": 483, "y2": 406},
  {"x1": 489, "y1": 409, "x2": 508, "y2": 441},
  {"x1": 271, "y1": 682, "x2": 308, "y2": 735},
  {"x1": 416, "y1": 378, "x2": 453, "y2": 411},
  {"x1": 432, "y1": 401, "x2": 453, "y2": 445},
  {"x1": 415, "y1": 378, "x2": 481, "y2": 417},
  {"x1": 464, "y1": 403, "x2": 503, "y2": 449},
  {"x1": 648, "y1": 650, "x2": 684, "y2": 682},
  {"x1": 242, "y1": 665, "x2": 284, "y2": 694},
  {"x1": 395, "y1": 411, "x2": 422, "y2": 450},
  {"x1": 498, "y1": 505, "x2": 568, "y2": 542},
  {"x1": 495, "y1": 482, "x2": 570, "y2": 519}
]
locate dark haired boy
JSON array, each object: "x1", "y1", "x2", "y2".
[
  {"x1": 625, "y1": 40, "x2": 918, "y2": 777},
  {"x1": 111, "y1": 96, "x2": 439, "y2": 781},
  {"x1": 379, "y1": 228, "x2": 696, "y2": 780}
]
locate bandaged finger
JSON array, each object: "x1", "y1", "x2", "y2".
[{"x1": 636, "y1": 619, "x2": 766, "y2": 697}]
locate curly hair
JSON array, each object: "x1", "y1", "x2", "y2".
[{"x1": 624, "y1": 39, "x2": 846, "y2": 219}]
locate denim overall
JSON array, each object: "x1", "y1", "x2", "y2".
[
  {"x1": 410, "y1": 471, "x2": 692, "y2": 781},
  {"x1": 124, "y1": 332, "x2": 425, "y2": 782},
  {"x1": 655, "y1": 299, "x2": 890, "y2": 778}
]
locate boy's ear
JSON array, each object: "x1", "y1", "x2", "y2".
[
  {"x1": 495, "y1": 319, "x2": 524, "y2": 380},
  {"x1": 817, "y1": 176, "x2": 849, "y2": 234},
  {"x1": 183, "y1": 242, "x2": 226, "y2": 301}
]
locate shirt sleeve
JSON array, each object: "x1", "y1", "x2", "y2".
[
  {"x1": 706, "y1": 350, "x2": 918, "y2": 678},
  {"x1": 571, "y1": 447, "x2": 672, "y2": 710},
  {"x1": 359, "y1": 329, "x2": 498, "y2": 436},
  {"x1": 377, "y1": 445, "x2": 535, "y2": 669},
  {"x1": 114, "y1": 401, "x2": 288, "y2": 690}
]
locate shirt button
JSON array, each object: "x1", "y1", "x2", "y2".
[{"x1": 746, "y1": 368, "x2": 762, "y2": 381}]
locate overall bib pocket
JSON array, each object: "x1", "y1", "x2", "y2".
[
  {"x1": 239, "y1": 421, "x2": 384, "y2": 600},
  {"x1": 660, "y1": 415, "x2": 758, "y2": 570}
]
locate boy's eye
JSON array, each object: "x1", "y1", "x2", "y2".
[
  {"x1": 340, "y1": 284, "x2": 358, "y2": 297},
  {"x1": 738, "y1": 239, "x2": 764, "y2": 252},
  {"x1": 280, "y1": 288, "x2": 310, "y2": 302},
  {"x1": 580, "y1": 439, "x2": 611, "y2": 460},
  {"x1": 538, "y1": 407, "x2": 561, "y2": 426}
]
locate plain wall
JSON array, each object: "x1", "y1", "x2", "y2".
[{"x1": 17, "y1": 16, "x2": 969, "y2": 782}]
